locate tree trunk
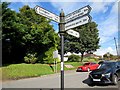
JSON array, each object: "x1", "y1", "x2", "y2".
[{"x1": 81, "y1": 52, "x2": 84, "y2": 62}]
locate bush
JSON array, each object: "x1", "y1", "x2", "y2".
[
  {"x1": 24, "y1": 53, "x2": 37, "y2": 64},
  {"x1": 83, "y1": 57, "x2": 98, "y2": 62},
  {"x1": 67, "y1": 54, "x2": 80, "y2": 62},
  {"x1": 43, "y1": 47, "x2": 60, "y2": 64}
]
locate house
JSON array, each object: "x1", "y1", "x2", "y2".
[{"x1": 84, "y1": 53, "x2": 101, "y2": 59}]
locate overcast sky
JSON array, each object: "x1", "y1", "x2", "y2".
[{"x1": 2, "y1": 0, "x2": 120, "y2": 56}]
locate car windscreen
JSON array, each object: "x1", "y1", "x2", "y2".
[
  {"x1": 84, "y1": 63, "x2": 90, "y2": 66},
  {"x1": 98, "y1": 62, "x2": 114, "y2": 69}
]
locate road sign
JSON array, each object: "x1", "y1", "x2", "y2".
[
  {"x1": 65, "y1": 15, "x2": 91, "y2": 30},
  {"x1": 35, "y1": 5, "x2": 60, "y2": 23},
  {"x1": 53, "y1": 50, "x2": 59, "y2": 58},
  {"x1": 65, "y1": 5, "x2": 91, "y2": 23},
  {"x1": 66, "y1": 29, "x2": 80, "y2": 38}
]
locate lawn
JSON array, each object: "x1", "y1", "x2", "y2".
[{"x1": 2, "y1": 62, "x2": 83, "y2": 80}]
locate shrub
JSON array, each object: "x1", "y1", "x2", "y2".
[
  {"x1": 83, "y1": 57, "x2": 98, "y2": 62},
  {"x1": 24, "y1": 53, "x2": 37, "y2": 64},
  {"x1": 83, "y1": 57, "x2": 89, "y2": 62},
  {"x1": 43, "y1": 47, "x2": 60, "y2": 64},
  {"x1": 67, "y1": 54, "x2": 80, "y2": 62}
]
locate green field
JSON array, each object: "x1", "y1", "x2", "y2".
[{"x1": 1, "y1": 62, "x2": 83, "y2": 80}]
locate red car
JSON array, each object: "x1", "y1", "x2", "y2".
[{"x1": 76, "y1": 62, "x2": 99, "y2": 72}]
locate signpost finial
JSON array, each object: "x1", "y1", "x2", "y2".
[{"x1": 60, "y1": 9, "x2": 65, "y2": 17}]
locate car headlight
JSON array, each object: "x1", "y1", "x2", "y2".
[{"x1": 102, "y1": 73, "x2": 111, "y2": 77}]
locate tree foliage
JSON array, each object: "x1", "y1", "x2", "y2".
[
  {"x1": 103, "y1": 52, "x2": 114, "y2": 60},
  {"x1": 43, "y1": 47, "x2": 60, "y2": 64},
  {"x1": 2, "y1": 2, "x2": 60, "y2": 64},
  {"x1": 24, "y1": 53, "x2": 37, "y2": 64},
  {"x1": 67, "y1": 54, "x2": 80, "y2": 62},
  {"x1": 64, "y1": 22, "x2": 100, "y2": 62}
]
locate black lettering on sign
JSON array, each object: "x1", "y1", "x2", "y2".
[
  {"x1": 84, "y1": 9, "x2": 88, "y2": 12},
  {"x1": 83, "y1": 19, "x2": 87, "y2": 22}
]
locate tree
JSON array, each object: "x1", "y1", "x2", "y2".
[
  {"x1": 64, "y1": 22, "x2": 100, "y2": 62},
  {"x1": 2, "y1": 3, "x2": 60, "y2": 64},
  {"x1": 103, "y1": 52, "x2": 114, "y2": 60},
  {"x1": 2, "y1": 2, "x2": 24, "y2": 63},
  {"x1": 18, "y1": 5, "x2": 60, "y2": 63},
  {"x1": 67, "y1": 54, "x2": 80, "y2": 62}
]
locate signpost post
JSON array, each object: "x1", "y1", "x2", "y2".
[
  {"x1": 35, "y1": 5, "x2": 92, "y2": 90},
  {"x1": 59, "y1": 10, "x2": 65, "y2": 90}
]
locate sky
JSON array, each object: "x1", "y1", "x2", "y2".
[{"x1": 2, "y1": 0, "x2": 120, "y2": 56}]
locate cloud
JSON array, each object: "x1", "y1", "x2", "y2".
[
  {"x1": 94, "y1": 47, "x2": 117, "y2": 55},
  {"x1": 49, "y1": 2, "x2": 83, "y2": 14},
  {"x1": 90, "y1": 2, "x2": 111, "y2": 14},
  {"x1": 98, "y1": 2, "x2": 118, "y2": 44}
]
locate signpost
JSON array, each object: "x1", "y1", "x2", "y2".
[
  {"x1": 66, "y1": 29, "x2": 80, "y2": 38},
  {"x1": 59, "y1": 10, "x2": 65, "y2": 90},
  {"x1": 65, "y1": 5, "x2": 91, "y2": 23},
  {"x1": 35, "y1": 5, "x2": 92, "y2": 90},
  {"x1": 65, "y1": 15, "x2": 91, "y2": 30}
]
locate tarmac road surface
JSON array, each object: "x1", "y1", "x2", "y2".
[{"x1": 2, "y1": 70, "x2": 119, "y2": 89}]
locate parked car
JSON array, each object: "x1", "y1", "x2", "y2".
[
  {"x1": 76, "y1": 62, "x2": 99, "y2": 72},
  {"x1": 89, "y1": 61, "x2": 120, "y2": 85}
]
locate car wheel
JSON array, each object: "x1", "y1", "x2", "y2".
[
  {"x1": 112, "y1": 75, "x2": 118, "y2": 85},
  {"x1": 87, "y1": 68, "x2": 90, "y2": 72},
  {"x1": 88, "y1": 78, "x2": 95, "y2": 86},
  {"x1": 88, "y1": 83, "x2": 95, "y2": 86}
]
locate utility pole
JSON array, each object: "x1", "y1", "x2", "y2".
[
  {"x1": 114, "y1": 37, "x2": 119, "y2": 60},
  {"x1": 59, "y1": 9, "x2": 65, "y2": 90}
]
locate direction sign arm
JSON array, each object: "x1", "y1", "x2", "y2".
[
  {"x1": 88, "y1": 15, "x2": 92, "y2": 22},
  {"x1": 86, "y1": 5, "x2": 92, "y2": 14},
  {"x1": 35, "y1": 5, "x2": 60, "y2": 23}
]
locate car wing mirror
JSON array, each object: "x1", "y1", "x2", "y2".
[{"x1": 116, "y1": 65, "x2": 120, "y2": 68}]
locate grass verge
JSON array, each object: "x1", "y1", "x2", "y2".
[{"x1": 2, "y1": 62, "x2": 83, "y2": 81}]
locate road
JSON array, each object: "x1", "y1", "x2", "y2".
[{"x1": 2, "y1": 70, "x2": 119, "y2": 89}]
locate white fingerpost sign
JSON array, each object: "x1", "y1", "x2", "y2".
[
  {"x1": 66, "y1": 29, "x2": 80, "y2": 38},
  {"x1": 65, "y1": 5, "x2": 91, "y2": 23},
  {"x1": 35, "y1": 5, "x2": 60, "y2": 23},
  {"x1": 65, "y1": 15, "x2": 91, "y2": 30}
]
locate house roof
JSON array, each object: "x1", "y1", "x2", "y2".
[{"x1": 84, "y1": 53, "x2": 101, "y2": 57}]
